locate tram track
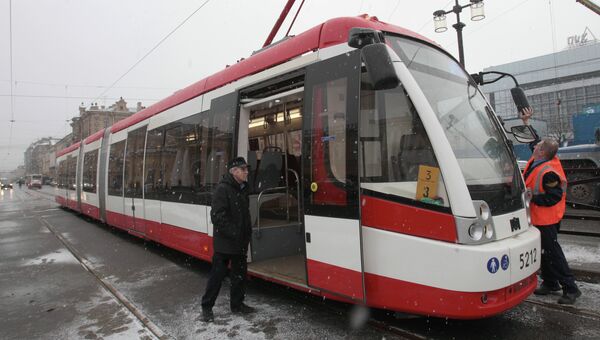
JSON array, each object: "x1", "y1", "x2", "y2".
[
  {"x1": 524, "y1": 298, "x2": 600, "y2": 321},
  {"x1": 36, "y1": 212, "x2": 170, "y2": 340},
  {"x1": 559, "y1": 229, "x2": 600, "y2": 238}
]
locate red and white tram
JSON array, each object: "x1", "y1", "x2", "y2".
[{"x1": 55, "y1": 15, "x2": 540, "y2": 319}]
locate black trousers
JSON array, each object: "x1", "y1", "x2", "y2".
[
  {"x1": 201, "y1": 252, "x2": 247, "y2": 310},
  {"x1": 536, "y1": 223, "x2": 577, "y2": 293}
]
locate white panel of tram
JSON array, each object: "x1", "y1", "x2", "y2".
[
  {"x1": 304, "y1": 215, "x2": 362, "y2": 272},
  {"x1": 362, "y1": 226, "x2": 540, "y2": 292},
  {"x1": 144, "y1": 199, "x2": 161, "y2": 223},
  {"x1": 106, "y1": 195, "x2": 124, "y2": 216},
  {"x1": 160, "y1": 201, "x2": 208, "y2": 234},
  {"x1": 493, "y1": 209, "x2": 530, "y2": 240}
]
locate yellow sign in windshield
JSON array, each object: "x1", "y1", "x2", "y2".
[{"x1": 416, "y1": 165, "x2": 440, "y2": 201}]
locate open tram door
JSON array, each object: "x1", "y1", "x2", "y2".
[
  {"x1": 241, "y1": 73, "x2": 307, "y2": 287},
  {"x1": 302, "y1": 51, "x2": 366, "y2": 301}
]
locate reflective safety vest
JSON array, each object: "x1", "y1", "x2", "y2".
[{"x1": 523, "y1": 156, "x2": 567, "y2": 226}]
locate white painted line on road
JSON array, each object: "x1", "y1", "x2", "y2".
[{"x1": 38, "y1": 216, "x2": 171, "y2": 340}]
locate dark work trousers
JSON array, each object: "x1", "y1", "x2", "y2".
[
  {"x1": 536, "y1": 223, "x2": 578, "y2": 293},
  {"x1": 201, "y1": 252, "x2": 247, "y2": 310}
]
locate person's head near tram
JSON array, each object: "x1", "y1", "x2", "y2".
[
  {"x1": 201, "y1": 156, "x2": 255, "y2": 322},
  {"x1": 520, "y1": 107, "x2": 582, "y2": 305},
  {"x1": 228, "y1": 157, "x2": 250, "y2": 185}
]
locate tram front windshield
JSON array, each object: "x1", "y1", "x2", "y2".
[{"x1": 387, "y1": 35, "x2": 524, "y2": 215}]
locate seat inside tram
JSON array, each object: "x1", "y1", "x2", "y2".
[{"x1": 241, "y1": 79, "x2": 307, "y2": 286}]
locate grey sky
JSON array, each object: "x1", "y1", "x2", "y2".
[{"x1": 1, "y1": 0, "x2": 599, "y2": 171}]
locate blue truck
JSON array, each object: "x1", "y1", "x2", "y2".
[{"x1": 556, "y1": 104, "x2": 600, "y2": 207}]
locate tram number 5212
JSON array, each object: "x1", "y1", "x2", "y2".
[{"x1": 519, "y1": 248, "x2": 537, "y2": 270}]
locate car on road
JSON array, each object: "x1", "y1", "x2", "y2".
[
  {"x1": 26, "y1": 174, "x2": 43, "y2": 189},
  {"x1": 0, "y1": 177, "x2": 13, "y2": 190}
]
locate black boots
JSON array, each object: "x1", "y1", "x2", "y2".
[
  {"x1": 202, "y1": 308, "x2": 214, "y2": 322},
  {"x1": 231, "y1": 303, "x2": 256, "y2": 315},
  {"x1": 557, "y1": 288, "x2": 582, "y2": 305},
  {"x1": 534, "y1": 284, "x2": 561, "y2": 295}
]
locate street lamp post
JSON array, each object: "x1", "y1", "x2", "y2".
[{"x1": 433, "y1": 0, "x2": 485, "y2": 67}]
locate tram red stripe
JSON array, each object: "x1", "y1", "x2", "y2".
[
  {"x1": 105, "y1": 210, "x2": 128, "y2": 230},
  {"x1": 365, "y1": 272, "x2": 537, "y2": 319},
  {"x1": 55, "y1": 195, "x2": 66, "y2": 206},
  {"x1": 361, "y1": 195, "x2": 457, "y2": 242},
  {"x1": 102, "y1": 210, "x2": 213, "y2": 261},
  {"x1": 66, "y1": 198, "x2": 80, "y2": 212},
  {"x1": 160, "y1": 222, "x2": 213, "y2": 261},
  {"x1": 306, "y1": 259, "x2": 364, "y2": 300},
  {"x1": 81, "y1": 202, "x2": 99, "y2": 220}
]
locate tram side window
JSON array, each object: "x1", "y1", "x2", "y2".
[
  {"x1": 360, "y1": 74, "x2": 445, "y2": 205},
  {"x1": 205, "y1": 97, "x2": 235, "y2": 191},
  {"x1": 108, "y1": 140, "x2": 126, "y2": 196},
  {"x1": 67, "y1": 155, "x2": 77, "y2": 190},
  {"x1": 144, "y1": 128, "x2": 163, "y2": 200},
  {"x1": 124, "y1": 127, "x2": 147, "y2": 199},
  {"x1": 307, "y1": 78, "x2": 351, "y2": 207},
  {"x1": 57, "y1": 160, "x2": 67, "y2": 189},
  {"x1": 82, "y1": 150, "x2": 98, "y2": 193},
  {"x1": 162, "y1": 114, "x2": 208, "y2": 204}
]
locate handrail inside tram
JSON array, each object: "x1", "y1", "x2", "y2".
[{"x1": 255, "y1": 168, "x2": 301, "y2": 238}]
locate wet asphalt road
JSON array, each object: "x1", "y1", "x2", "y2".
[{"x1": 1, "y1": 187, "x2": 600, "y2": 339}]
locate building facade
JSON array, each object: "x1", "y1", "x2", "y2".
[
  {"x1": 481, "y1": 40, "x2": 600, "y2": 141},
  {"x1": 70, "y1": 97, "x2": 143, "y2": 143},
  {"x1": 22, "y1": 98, "x2": 142, "y2": 180},
  {"x1": 24, "y1": 138, "x2": 58, "y2": 175}
]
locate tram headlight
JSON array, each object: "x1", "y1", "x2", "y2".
[
  {"x1": 479, "y1": 202, "x2": 490, "y2": 221},
  {"x1": 468, "y1": 224, "x2": 483, "y2": 241},
  {"x1": 523, "y1": 189, "x2": 532, "y2": 209},
  {"x1": 484, "y1": 224, "x2": 494, "y2": 239}
]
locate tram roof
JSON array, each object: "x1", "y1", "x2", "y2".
[
  {"x1": 84, "y1": 129, "x2": 105, "y2": 145},
  {"x1": 58, "y1": 15, "x2": 432, "y2": 155},
  {"x1": 56, "y1": 141, "x2": 81, "y2": 158}
]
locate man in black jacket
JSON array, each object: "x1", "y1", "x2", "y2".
[{"x1": 201, "y1": 157, "x2": 254, "y2": 322}]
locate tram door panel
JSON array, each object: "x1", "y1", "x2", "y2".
[
  {"x1": 302, "y1": 51, "x2": 364, "y2": 301},
  {"x1": 123, "y1": 126, "x2": 147, "y2": 235}
]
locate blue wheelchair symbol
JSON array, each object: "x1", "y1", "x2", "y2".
[
  {"x1": 501, "y1": 255, "x2": 510, "y2": 270},
  {"x1": 487, "y1": 257, "x2": 500, "y2": 274}
]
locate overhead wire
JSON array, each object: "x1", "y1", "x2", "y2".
[
  {"x1": 3, "y1": 0, "x2": 14, "y2": 163},
  {"x1": 3, "y1": 1, "x2": 212, "y2": 169},
  {"x1": 91, "y1": 0, "x2": 212, "y2": 104},
  {"x1": 0, "y1": 79, "x2": 174, "y2": 91},
  {"x1": 0, "y1": 94, "x2": 161, "y2": 101},
  {"x1": 548, "y1": 0, "x2": 564, "y2": 136},
  {"x1": 387, "y1": 0, "x2": 402, "y2": 22}
]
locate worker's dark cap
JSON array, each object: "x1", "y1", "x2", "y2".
[{"x1": 227, "y1": 157, "x2": 248, "y2": 170}]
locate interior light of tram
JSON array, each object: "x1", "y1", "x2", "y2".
[{"x1": 249, "y1": 109, "x2": 301, "y2": 128}]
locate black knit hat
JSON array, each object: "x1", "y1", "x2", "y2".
[{"x1": 227, "y1": 157, "x2": 248, "y2": 170}]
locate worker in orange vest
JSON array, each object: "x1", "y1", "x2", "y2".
[{"x1": 520, "y1": 108, "x2": 581, "y2": 304}]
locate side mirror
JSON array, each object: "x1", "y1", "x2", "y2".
[
  {"x1": 510, "y1": 125, "x2": 537, "y2": 143},
  {"x1": 348, "y1": 27, "x2": 385, "y2": 49},
  {"x1": 510, "y1": 87, "x2": 530, "y2": 113},
  {"x1": 361, "y1": 44, "x2": 400, "y2": 90}
]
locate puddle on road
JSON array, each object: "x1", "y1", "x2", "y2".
[
  {"x1": 21, "y1": 248, "x2": 79, "y2": 266},
  {"x1": 0, "y1": 221, "x2": 19, "y2": 228}
]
